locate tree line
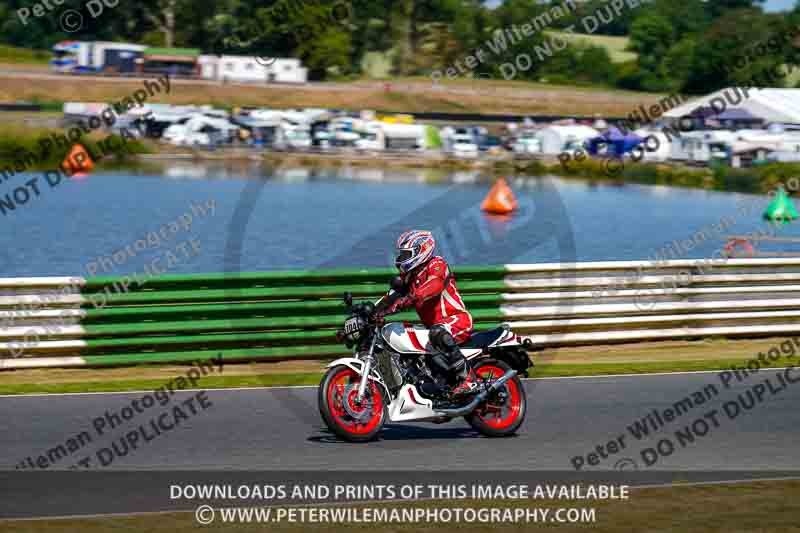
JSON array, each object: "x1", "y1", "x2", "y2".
[{"x1": 1, "y1": 0, "x2": 798, "y2": 94}]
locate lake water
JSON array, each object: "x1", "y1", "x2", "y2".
[{"x1": 2, "y1": 162, "x2": 796, "y2": 278}]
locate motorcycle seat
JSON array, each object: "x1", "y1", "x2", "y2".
[{"x1": 460, "y1": 327, "x2": 507, "y2": 349}]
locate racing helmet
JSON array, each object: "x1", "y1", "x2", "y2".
[{"x1": 395, "y1": 230, "x2": 435, "y2": 274}]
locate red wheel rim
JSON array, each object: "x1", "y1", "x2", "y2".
[
  {"x1": 474, "y1": 365, "x2": 522, "y2": 429},
  {"x1": 326, "y1": 368, "x2": 384, "y2": 435}
]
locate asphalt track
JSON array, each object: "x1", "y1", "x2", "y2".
[{"x1": 2, "y1": 369, "x2": 799, "y2": 472}]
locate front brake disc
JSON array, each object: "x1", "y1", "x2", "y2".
[{"x1": 342, "y1": 383, "x2": 375, "y2": 421}]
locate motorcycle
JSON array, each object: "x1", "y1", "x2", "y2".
[{"x1": 318, "y1": 285, "x2": 534, "y2": 442}]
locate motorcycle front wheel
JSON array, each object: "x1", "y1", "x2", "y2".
[
  {"x1": 464, "y1": 360, "x2": 527, "y2": 437},
  {"x1": 318, "y1": 365, "x2": 387, "y2": 442}
]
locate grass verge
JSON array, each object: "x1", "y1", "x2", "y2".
[
  {"x1": 0, "y1": 74, "x2": 665, "y2": 116},
  {"x1": 1, "y1": 480, "x2": 798, "y2": 532},
  {"x1": 1, "y1": 337, "x2": 797, "y2": 395},
  {"x1": 0, "y1": 126, "x2": 152, "y2": 173}
]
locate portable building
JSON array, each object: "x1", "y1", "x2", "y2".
[{"x1": 198, "y1": 55, "x2": 307, "y2": 84}]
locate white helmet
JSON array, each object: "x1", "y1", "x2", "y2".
[{"x1": 395, "y1": 230, "x2": 435, "y2": 274}]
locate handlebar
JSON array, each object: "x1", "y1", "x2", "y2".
[{"x1": 355, "y1": 301, "x2": 375, "y2": 315}]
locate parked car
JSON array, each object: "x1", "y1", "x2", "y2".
[
  {"x1": 479, "y1": 135, "x2": 504, "y2": 152},
  {"x1": 451, "y1": 133, "x2": 479, "y2": 157},
  {"x1": 355, "y1": 131, "x2": 383, "y2": 151},
  {"x1": 162, "y1": 124, "x2": 211, "y2": 146},
  {"x1": 511, "y1": 131, "x2": 540, "y2": 154},
  {"x1": 276, "y1": 124, "x2": 313, "y2": 149}
]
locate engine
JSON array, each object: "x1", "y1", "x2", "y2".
[{"x1": 396, "y1": 354, "x2": 448, "y2": 399}]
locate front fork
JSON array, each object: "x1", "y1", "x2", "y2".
[{"x1": 356, "y1": 327, "x2": 379, "y2": 403}]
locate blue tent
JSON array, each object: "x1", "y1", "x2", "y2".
[{"x1": 586, "y1": 127, "x2": 643, "y2": 157}]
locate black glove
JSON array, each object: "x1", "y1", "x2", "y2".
[
  {"x1": 390, "y1": 276, "x2": 407, "y2": 295},
  {"x1": 371, "y1": 312, "x2": 386, "y2": 326}
]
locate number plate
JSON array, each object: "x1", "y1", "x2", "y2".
[{"x1": 343, "y1": 317, "x2": 360, "y2": 335}]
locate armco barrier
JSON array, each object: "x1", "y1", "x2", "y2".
[{"x1": 3, "y1": 258, "x2": 800, "y2": 370}]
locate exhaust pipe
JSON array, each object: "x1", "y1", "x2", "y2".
[{"x1": 434, "y1": 369, "x2": 517, "y2": 418}]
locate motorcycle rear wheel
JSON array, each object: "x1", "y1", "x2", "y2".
[
  {"x1": 464, "y1": 360, "x2": 527, "y2": 437},
  {"x1": 318, "y1": 365, "x2": 387, "y2": 442}
]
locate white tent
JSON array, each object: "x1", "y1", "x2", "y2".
[
  {"x1": 662, "y1": 88, "x2": 800, "y2": 124},
  {"x1": 536, "y1": 125, "x2": 598, "y2": 155},
  {"x1": 161, "y1": 113, "x2": 239, "y2": 145}
]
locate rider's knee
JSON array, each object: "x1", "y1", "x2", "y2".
[{"x1": 429, "y1": 325, "x2": 449, "y2": 347}]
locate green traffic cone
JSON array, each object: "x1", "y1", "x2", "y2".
[{"x1": 763, "y1": 187, "x2": 799, "y2": 223}]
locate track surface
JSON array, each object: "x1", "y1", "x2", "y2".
[{"x1": 1, "y1": 370, "x2": 799, "y2": 471}]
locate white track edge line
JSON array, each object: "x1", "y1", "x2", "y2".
[{"x1": 0, "y1": 367, "x2": 796, "y2": 399}]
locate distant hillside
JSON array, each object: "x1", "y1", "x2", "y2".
[{"x1": 547, "y1": 31, "x2": 636, "y2": 64}]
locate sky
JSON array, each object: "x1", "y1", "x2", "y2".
[
  {"x1": 765, "y1": 0, "x2": 795, "y2": 11},
  {"x1": 484, "y1": 0, "x2": 795, "y2": 13}
]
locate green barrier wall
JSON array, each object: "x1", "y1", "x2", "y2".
[{"x1": 70, "y1": 267, "x2": 510, "y2": 367}]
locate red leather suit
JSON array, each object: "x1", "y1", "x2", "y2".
[{"x1": 379, "y1": 256, "x2": 473, "y2": 344}]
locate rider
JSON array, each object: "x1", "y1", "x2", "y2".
[{"x1": 373, "y1": 230, "x2": 477, "y2": 396}]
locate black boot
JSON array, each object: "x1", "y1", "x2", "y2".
[
  {"x1": 450, "y1": 362, "x2": 478, "y2": 396},
  {"x1": 430, "y1": 326, "x2": 462, "y2": 376},
  {"x1": 429, "y1": 325, "x2": 477, "y2": 396}
]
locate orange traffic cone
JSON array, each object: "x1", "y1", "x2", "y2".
[
  {"x1": 62, "y1": 144, "x2": 94, "y2": 178},
  {"x1": 480, "y1": 178, "x2": 517, "y2": 215}
]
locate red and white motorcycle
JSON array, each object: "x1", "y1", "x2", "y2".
[{"x1": 318, "y1": 291, "x2": 532, "y2": 442}]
